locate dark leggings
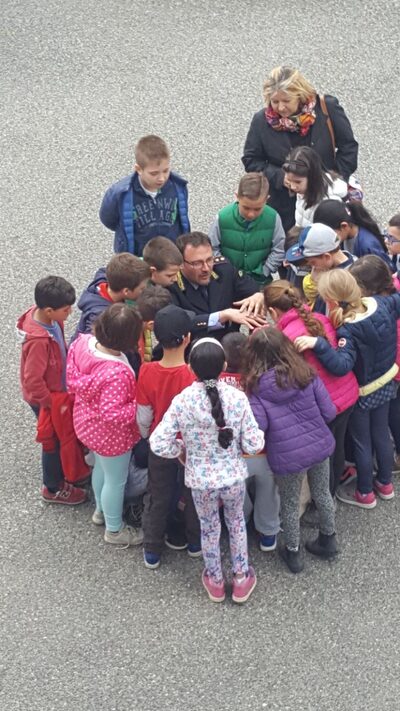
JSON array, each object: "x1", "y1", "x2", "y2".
[{"x1": 329, "y1": 406, "x2": 354, "y2": 495}]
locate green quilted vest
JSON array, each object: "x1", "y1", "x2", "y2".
[{"x1": 218, "y1": 202, "x2": 276, "y2": 284}]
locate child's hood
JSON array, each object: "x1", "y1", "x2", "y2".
[
  {"x1": 67, "y1": 334, "x2": 120, "y2": 401},
  {"x1": 16, "y1": 306, "x2": 56, "y2": 344},
  {"x1": 77, "y1": 267, "x2": 108, "y2": 312},
  {"x1": 256, "y1": 369, "x2": 302, "y2": 404}
]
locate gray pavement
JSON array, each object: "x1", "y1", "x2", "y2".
[{"x1": 1, "y1": 1, "x2": 400, "y2": 709}]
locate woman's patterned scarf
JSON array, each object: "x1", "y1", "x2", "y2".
[{"x1": 265, "y1": 98, "x2": 316, "y2": 136}]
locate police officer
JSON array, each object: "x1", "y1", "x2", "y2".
[{"x1": 168, "y1": 232, "x2": 266, "y2": 340}]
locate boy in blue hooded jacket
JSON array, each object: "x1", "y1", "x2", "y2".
[{"x1": 99, "y1": 135, "x2": 190, "y2": 256}]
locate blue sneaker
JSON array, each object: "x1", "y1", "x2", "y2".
[
  {"x1": 259, "y1": 534, "x2": 277, "y2": 552},
  {"x1": 187, "y1": 543, "x2": 202, "y2": 559},
  {"x1": 143, "y1": 551, "x2": 160, "y2": 569}
]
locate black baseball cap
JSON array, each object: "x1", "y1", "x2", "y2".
[{"x1": 153, "y1": 304, "x2": 191, "y2": 346}]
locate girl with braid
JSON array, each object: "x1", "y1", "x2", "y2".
[
  {"x1": 150, "y1": 338, "x2": 264, "y2": 604},
  {"x1": 263, "y1": 280, "x2": 358, "y2": 495}
]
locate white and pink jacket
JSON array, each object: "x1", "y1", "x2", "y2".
[
  {"x1": 67, "y1": 334, "x2": 140, "y2": 457},
  {"x1": 276, "y1": 307, "x2": 359, "y2": 415}
]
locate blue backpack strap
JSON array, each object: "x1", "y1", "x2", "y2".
[{"x1": 121, "y1": 188, "x2": 135, "y2": 254}]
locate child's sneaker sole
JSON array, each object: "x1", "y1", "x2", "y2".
[
  {"x1": 336, "y1": 486, "x2": 376, "y2": 509},
  {"x1": 232, "y1": 567, "x2": 257, "y2": 604},
  {"x1": 259, "y1": 537, "x2": 277, "y2": 552},
  {"x1": 91, "y1": 510, "x2": 105, "y2": 525},
  {"x1": 143, "y1": 552, "x2": 161, "y2": 569},
  {"x1": 201, "y1": 571, "x2": 225, "y2": 602},
  {"x1": 374, "y1": 483, "x2": 395, "y2": 500},
  {"x1": 187, "y1": 547, "x2": 202, "y2": 559}
]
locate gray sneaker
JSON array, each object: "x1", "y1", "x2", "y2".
[
  {"x1": 92, "y1": 509, "x2": 105, "y2": 526},
  {"x1": 104, "y1": 526, "x2": 144, "y2": 547}
]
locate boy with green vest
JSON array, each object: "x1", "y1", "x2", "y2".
[{"x1": 209, "y1": 173, "x2": 285, "y2": 285}]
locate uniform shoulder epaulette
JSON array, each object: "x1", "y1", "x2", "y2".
[{"x1": 176, "y1": 272, "x2": 186, "y2": 291}]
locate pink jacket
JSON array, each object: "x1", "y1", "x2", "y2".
[
  {"x1": 276, "y1": 308, "x2": 359, "y2": 414},
  {"x1": 67, "y1": 334, "x2": 140, "y2": 456}
]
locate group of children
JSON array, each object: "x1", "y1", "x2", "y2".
[{"x1": 17, "y1": 132, "x2": 400, "y2": 605}]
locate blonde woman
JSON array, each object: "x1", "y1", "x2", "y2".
[
  {"x1": 295, "y1": 269, "x2": 400, "y2": 510},
  {"x1": 242, "y1": 66, "x2": 358, "y2": 231}
]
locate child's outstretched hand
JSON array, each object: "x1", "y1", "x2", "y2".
[{"x1": 294, "y1": 335, "x2": 317, "y2": 352}]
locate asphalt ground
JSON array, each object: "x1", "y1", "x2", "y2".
[{"x1": 2, "y1": 1, "x2": 400, "y2": 709}]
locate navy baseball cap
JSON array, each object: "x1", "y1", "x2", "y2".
[
  {"x1": 285, "y1": 223, "x2": 341, "y2": 263},
  {"x1": 153, "y1": 304, "x2": 191, "y2": 346}
]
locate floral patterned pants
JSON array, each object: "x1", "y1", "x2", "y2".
[{"x1": 192, "y1": 481, "x2": 248, "y2": 583}]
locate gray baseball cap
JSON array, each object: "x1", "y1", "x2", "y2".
[{"x1": 285, "y1": 223, "x2": 341, "y2": 263}]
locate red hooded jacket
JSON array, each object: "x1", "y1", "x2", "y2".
[{"x1": 17, "y1": 306, "x2": 66, "y2": 408}]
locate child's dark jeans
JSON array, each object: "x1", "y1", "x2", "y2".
[
  {"x1": 348, "y1": 401, "x2": 393, "y2": 494},
  {"x1": 30, "y1": 405, "x2": 64, "y2": 491},
  {"x1": 142, "y1": 450, "x2": 200, "y2": 555}
]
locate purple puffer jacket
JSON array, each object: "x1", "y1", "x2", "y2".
[{"x1": 249, "y1": 369, "x2": 336, "y2": 476}]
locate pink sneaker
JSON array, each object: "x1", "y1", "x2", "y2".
[
  {"x1": 232, "y1": 566, "x2": 257, "y2": 604},
  {"x1": 336, "y1": 486, "x2": 376, "y2": 509},
  {"x1": 201, "y1": 570, "x2": 225, "y2": 603},
  {"x1": 340, "y1": 465, "x2": 357, "y2": 485},
  {"x1": 374, "y1": 480, "x2": 395, "y2": 500}
]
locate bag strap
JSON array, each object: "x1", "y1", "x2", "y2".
[{"x1": 319, "y1": 94, "x2": 336, "y2": 156}]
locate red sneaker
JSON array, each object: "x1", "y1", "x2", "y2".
[
  {"x1": 201, "y1": 570, "x2": 225, "y2": 603},
  {"x1": 41, "y1": 481, "x2": 87, "y2": 505},
  {"x1": 232, "y1": 566, "x2": 257, "y2": 604},
  {"x1": 374, "y1": 480, "x2": 395, "y2": 500}
]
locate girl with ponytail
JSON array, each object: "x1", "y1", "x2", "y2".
[
  {"x1": 295, "y1": 269, "x2": 400, "y2": 509},
  {"x1": 264, "y1": 280, "x2": 359, "y2": 495},
  {"x1": 313, "y1": 199, "x2": 392, "y2": 269},
  {"x1": 149, "y1": 338, "x2": 264, "y2": 605}
]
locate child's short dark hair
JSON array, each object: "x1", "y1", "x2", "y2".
[
  {"x1": 105, "y1": 253, "x2": 150, "y2": 292},
  {"x1": 284, "y1": 225, "x2": 302, "y2": 252},
  {"x1": 135, "y1": 135, "x2": 170, "y2": 168},
  {"x1": 221, "y1": 332, "x2": 247, "y2": 372},
  {"x1": 237, "y1": 172, "x2": 269, "y2": 200},
  {"x1": 389, "y1": 213, "x2": 400, "y2": 228},
  {"x1": 136, "y1": 285, "x2": 172, "y2": 321},
  {"x1": 142, "y1": 237, "x2": 183, "y2": 271},
  {"x1": 94, "y1": 303, "x2": 142, "y2": 352},
  {"x1": 34, "y1": 276, "x2": 76, "y2": 309}
]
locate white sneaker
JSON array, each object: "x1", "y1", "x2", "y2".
[{"x1": 104, "y1": 526, "x2": 144, "y2": 547}]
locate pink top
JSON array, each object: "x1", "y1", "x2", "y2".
[
  {"x1": 67, "y1": 334, "x2": 140, "y2": 456},
  {"x1": 277, "y1": 308, "x2": 359, "y2": 414}
]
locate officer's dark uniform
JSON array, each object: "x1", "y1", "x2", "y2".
[{"x1": 167, "y1": 256, "x2": 260, "y2": 340}]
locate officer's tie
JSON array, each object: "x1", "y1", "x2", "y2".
[{"x1": 199, "y1": 285, "x2": 209, "y2": 306}]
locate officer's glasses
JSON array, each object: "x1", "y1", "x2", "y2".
[{"x1": 183, "y1": 257, "x2": 214, "y2": 269}]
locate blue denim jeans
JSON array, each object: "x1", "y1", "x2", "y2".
[
  {"x1": 30, "y1": 405, "x2": 64, "y2": 491},
  {"x1": 348, "y1": 401, "x2": 393, "y2": 494}
]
